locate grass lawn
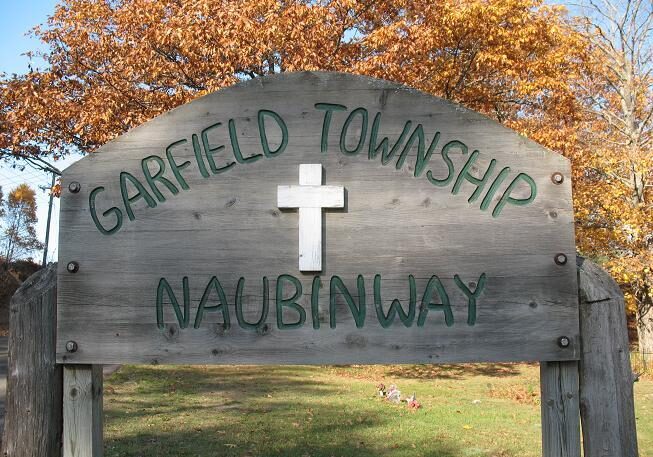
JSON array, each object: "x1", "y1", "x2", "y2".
[{"x1": 104, "y1": 364, "x2": 652, "y2": 457}]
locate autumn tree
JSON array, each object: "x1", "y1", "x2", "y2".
[
  {"x1": 0, "y1": 185, "x2": 5, "y2": 264},
  {"x1": 1, "y1": 184, "x2": 43, "y2": 265},
  {"x1": 0, "y1": 0, "x2": 591, "y2": 159},
  {"x1": 9, "y1": 0, "x2": 651, "y2": 345},
  {"x1": 0, "y1": 0, "x2": 367, "y2": 160},
  {"x1": 0, "y1": 185, "x2": 5, "y2": 220},
  {"x1": 573, "y1": 0, "x2": 653, "y2": 361}
]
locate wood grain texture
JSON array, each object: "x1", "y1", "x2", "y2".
[
  {"x1": 277, "y1": 185, "x2": 344, "y2": 208},
  {"x1": 297, "y1": 206, "x2": 323, "y2": 271},
  {"x1": 540, "y1": 361, "x2": 581, "y2": 457},
  {"x1": 299, "y1": 164, "x2": 322, "y2": 185},
  {"x1": 577, "y1": 257, "x2": 638, "y2": 457},
  {"x1": 2, "y1": 264, "x2": 62, "y2": 457},
  {"x1": 57, "y1": 71, "x2": 579, "y2": 365},
  {"x1": 63, "y1": 365, "x2": 103, "y2": 457}
]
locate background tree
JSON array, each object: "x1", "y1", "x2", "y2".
[
  {"x1": 0, "y1": 185, "x2": 5, "y2": 221},
  {"x1": 0, "y1": 0, "x2": 587, "y2": 157},
  {"x1": 3, "y1": 0, "x2": 650, "y2": 354},
  {"x1": 1, "y1": 184, "x2": 43, "y2": 265},
  {"x1": 574, "y1": 0, "x2": 653, "y2": 362}
]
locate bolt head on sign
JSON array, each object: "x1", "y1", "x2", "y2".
[{"x1": 56, "y1": 72, "x2": 579, "y2": 366}]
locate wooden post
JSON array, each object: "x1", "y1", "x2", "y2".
[
  {"x1": 1, "y1": 263, "x2": 62, "y2": 457},
  {"x1": 63, "y1": 365, "x2": 103, "y2": 457},
  {"x1": 577, "y1": 257, "x2": 638, "y2": 457},
  {"x1": 540, "y1": 361, "x2": 581, "y2": 457}
]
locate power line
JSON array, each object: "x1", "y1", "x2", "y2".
[{"x1": 0, "y1": 168, "x2": 53, "y2": 193}]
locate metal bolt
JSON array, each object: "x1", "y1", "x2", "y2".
[
  {"x1": 558, "y1": 336, "x2": 570, "y2": 348},
  {"x1": 554, "y1": 253, "x2": 568, "y2": 265},
  {"x1": 68, "y1": 181, "x2": 81, "y2": 193},
  {"x1": 551, "y1": 172, "x2": 564, "y2": 184},
  {"x1": 65, "y1": 341, "x2": 78, "y2": 353},
  {"x1": 66, "y1": 261, "x2": 79, "y2": 273}
]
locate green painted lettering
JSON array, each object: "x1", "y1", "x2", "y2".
[
  {"x1": 235, "y1": 277, "x2": 269, "y2": 330},
  {"x1": 275, "y1": 274, "x2": 306, "y2": 329},
  {"x1": 311, "y1": 276, "x2": 321, "y2": 330},
  {"x1": 417, "y1": 275, "x2": 453, "y2": 327},
  {"x1": 413, "y1": 130, "x2": 441, "y2": 177},
  {"x1": 142, "y1": 155, "x2": 179, "y2": 202},
  {"x1": 258, "y1": 110, "x2": 288, "y2": 158},
  {"x1": 480, "y1": 166, "x2": 511, "y2": 211},
  {"x1": 165, "y1": 139, "x2": 192, "y2": 190},
  {"x1": 194, "y1": 276, "x2": 231, "y2": 329},
  {"x1": 329, "y1": 275, "x2": 366, "y2": 328},
  {"x1": 229, "y1": 118, "x2": 262, "y2": 164},
  {"x1": 192, "y1": 134, "x2": 210, "y2": 178},
  {"x1": 201, "y1": 122, "x2": 234, "y2": 174},
  {"x1": 156, "y1": 277, "x2": 190, "y2": 329},
  {"x1": 119, "y1": 171, "x2": 157, "y2": 221},
  {"x1": 452, "y1": 151, "x2": 497, "y2": 203},
  {"x1": 374, "y1": 274, "x2": 416, "y2": 328},
  {"x1": 492, "y1": 173, "x2": 537, "y2": 217},
  {"x1": 454, "y1": 273, "x2": 487, "y2": 326},
  {"x1": 369, "y1": 113, "x2": 413, "y2": 164},
  {"x1": 427, "y1": 140, "x2": 468, "y2": 187},
  {"x1": 315, "y1": 103, "x2": 347, "y2": 153},
  {"x1": 339, "y1": 107, "x2": 368, "y2": 155},
  {"x1": 89, "y1": 186, "x2": 123, "y2": 235}
]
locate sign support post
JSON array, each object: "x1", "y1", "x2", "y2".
[
  {"x1": 540, "y1": 361, "x2": 581, "y2": 457},
  {"x1": 63, "y1": 365, "x2": 103, "y2": 457}
]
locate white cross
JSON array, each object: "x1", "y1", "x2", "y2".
[{"x1": 277, "y1": 164, "x2": 345, "y2": 271}]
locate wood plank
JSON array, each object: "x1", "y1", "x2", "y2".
[
  {"x1": 277, "y1": 185, "x2": 344, "y2": 208},
  {"x1": 299, "y1": 164, "x2": 322, "y2": 185},
  {"x1": 57, "y1": 71, "x2": 579, "y2": 365},
  {"x1": 63, "y1": 365, "x2": 103, "y2": 457},
  {"x1": 577, "y1": 257, "x2": 638, "y2": 457},
  {"x1": 2, "y1": 264, "x2": 62, "y2": 457},
  {"x1": 540, "y1": 361, "x2": 581, "y2": 457},
  {"x1": 298, "y1": 206, "x2": 322, "y2": 271}
]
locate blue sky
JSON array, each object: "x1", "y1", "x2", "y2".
[
  {"x1": 0, "y1": 0, "x2": 80, "y2": 262},
  {"x1": 0, "y1": 0, "x2": 57, "y2": 75}
]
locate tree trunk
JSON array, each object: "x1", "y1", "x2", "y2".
[{"x1": 636, "y1": 301, "x2": 653, "y2": 366}]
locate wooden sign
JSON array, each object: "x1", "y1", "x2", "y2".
[{"x1": 57, "y1": 72, "x2": 579, "y2": 365}]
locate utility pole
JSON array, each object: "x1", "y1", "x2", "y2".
[{"x1": 41, "y1": 172, "x2": 56, "y2": 267}]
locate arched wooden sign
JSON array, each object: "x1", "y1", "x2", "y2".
[{"x1": 57, "y1": 72, "x2": 578, "y2": 365}]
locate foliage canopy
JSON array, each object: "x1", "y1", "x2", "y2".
[{"x1": 0, "y1": 0, "x2": 650, "y2": 350}]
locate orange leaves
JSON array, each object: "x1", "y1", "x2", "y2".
[
  {"x1": 352, "y1": 0, "x2": 589, "y2": 136},
  {"x1": 0, "y1": 0, "x2": 649, "y2": 319},
  {"x1": 0, "y1": 0, "x2": 371, "y2": 156}
]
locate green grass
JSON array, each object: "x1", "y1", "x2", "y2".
[
  {"x1": 103, "y1": 363, "x2": 652, "y2": 457},
  {"x1": 636, "y1": 378, "x2": 653, "y2": 456}
]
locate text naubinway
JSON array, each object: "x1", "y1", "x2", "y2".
[{"x1": 156, "y1": 273, "x2": 487, "y2": 331}]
